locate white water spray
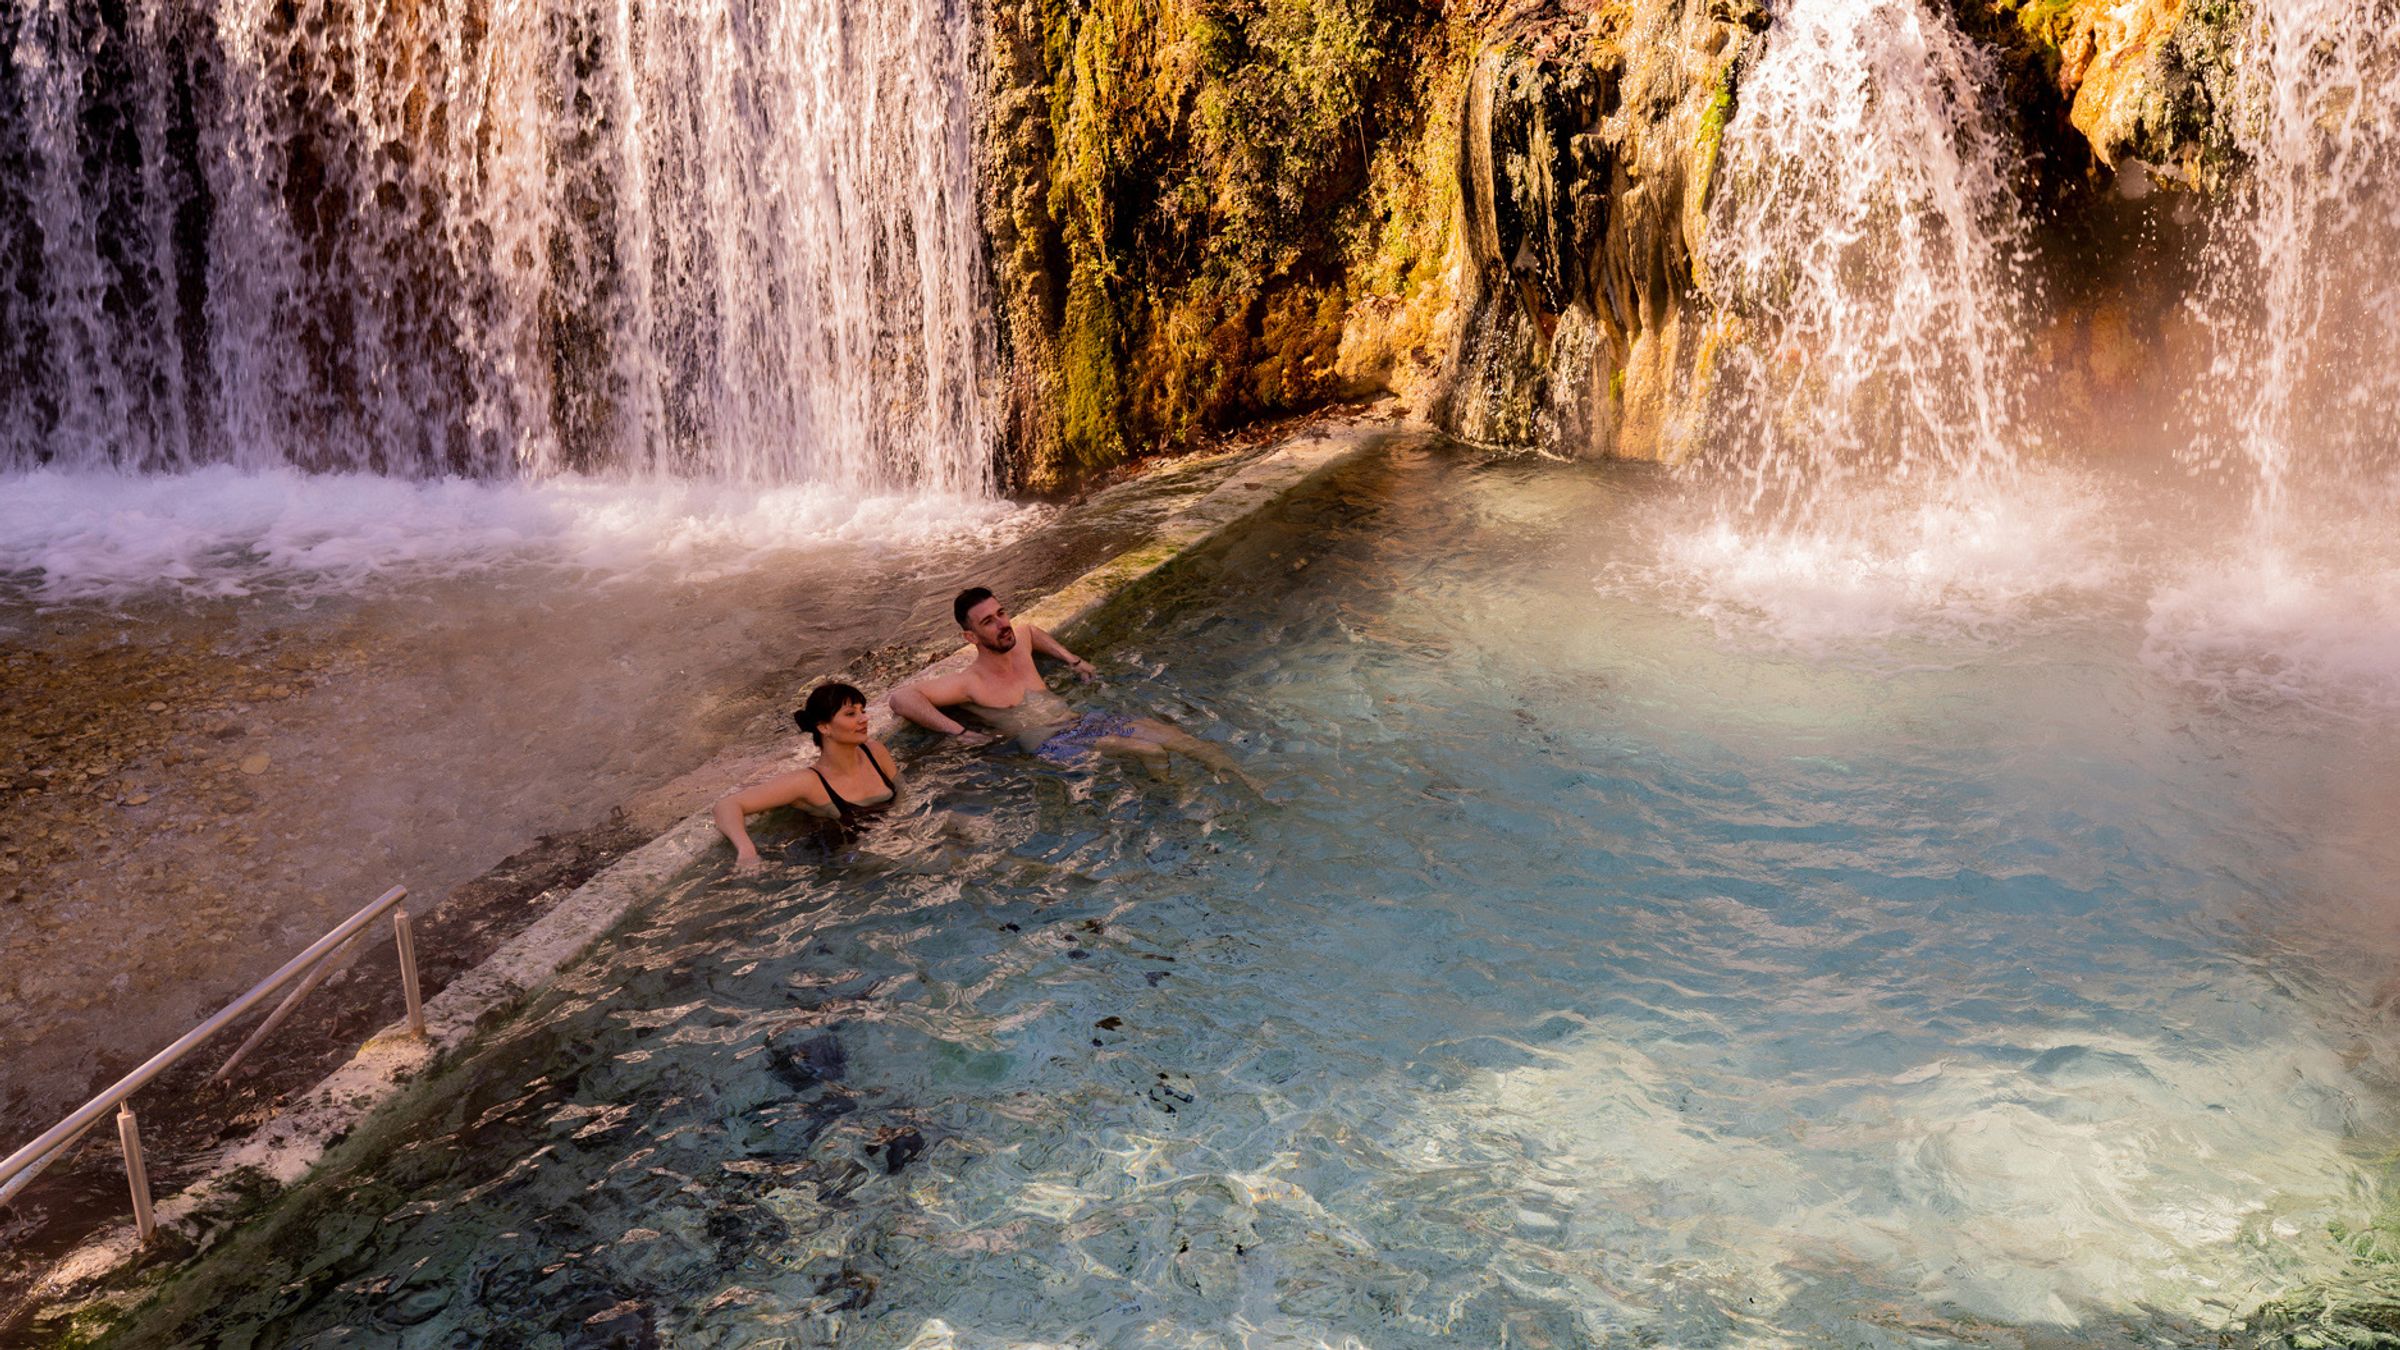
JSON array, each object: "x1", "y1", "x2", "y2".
[
  {"x1": 2135, "y1": 3, "x2": 2400, "y2": 712},
  {"x1": 1699, "y1": 0, "x2": 2033, "y2": 515},
  {"x1": 2196, "y1": 0, "x2": 2400, "y2": 517},
  {"x1": 1656, "y1": 0, "x2": 2082, "y2": 648},
  {"x1": 0, "y1": 0, "x2": 992, "y2": 490}
]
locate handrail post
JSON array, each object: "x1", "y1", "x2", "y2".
[
  {"x1": 116, "y1": 1104, "x2": 154, "y2": 1244},
  {"x1": 394, "y1": 910, "x2": 425, "y2": 1037},
  {"x1": 0, "y1": 885, "x2": 408, "y2": 1210}
]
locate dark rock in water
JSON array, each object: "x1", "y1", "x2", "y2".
[
  {"x1": 768, "y1": 1032, "x2": 848, "y2": 1092},
  {"x1": 567, "y1": 1296, "x2": 660, "y2": 1350},
  {"x1": 814, "y1": 1268, "x2": 879, "y2": 1312},
  {"x1": 384, "y1": 1284, "x2": 451, "y2": 1326},
  {"x1": 868, "y1": 1126, "x2": 927, "y2": 1175}
]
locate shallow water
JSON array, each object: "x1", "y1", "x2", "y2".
[
  {"x1": 114, "y1": 442, "x2": 2400, "y2": 1346},
  {"x1": 0, "y1": 449, "x2": 1267, "y2": 1181}
]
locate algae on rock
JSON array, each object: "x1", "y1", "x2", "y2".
[
  {"x1": 1436, "y1": 0, "x2": 1761, "y2": 461},
  {"x1": 979, "y1": 0, "x2": 1467, "y2": 490}
]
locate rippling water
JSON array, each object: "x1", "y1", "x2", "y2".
[{"x1": 116, "y1": 443, "x2": 2400, "y2": 1346}]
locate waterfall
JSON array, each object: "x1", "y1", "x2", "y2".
[
  {"x1": 1646, "y1": 0, "x2": 2118, "y2": 653},
  {"x1": 1697, "y1": 0, "x2": 2032, "y2": 517},
  {"x1": 0, "y1": 0, "x2": 992, "y2": 491},
  {"x1": 2196, "y1": 0, "x2": 2400, "y2": 516}
]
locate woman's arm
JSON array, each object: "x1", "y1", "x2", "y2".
[{"x1": 712, "y1": 770, "x2": 831, "y2": 870}]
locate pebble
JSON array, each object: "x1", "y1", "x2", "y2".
[
  {"x1": 146, "y1": 702, "x2": 167, "y2": 712},
  {"x1": 238, "y1": 753, "x2": 271, "y2": 775},
  {"x1": 123, "y1": 793, "x2": 151, "y2": 806}
]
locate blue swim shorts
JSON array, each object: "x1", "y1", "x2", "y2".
[{"x1": 1033, "y1": 713, "x2": 1140, "y2": 765}]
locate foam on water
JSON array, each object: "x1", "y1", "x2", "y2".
[
  {"x1": 1632, "y1": 468, "x2": 2122, "y2": 655},
  {"x1": 1635, "y1": 458, "x2": 2400, "y2": 713},
  {"x1": 2144, "y1": 544, "x2": 2400, "y2": 718},
  {"x1": 0, "y1": 466, "x2": 1040, "y2": 606}
]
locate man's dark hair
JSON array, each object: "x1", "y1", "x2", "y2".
[
  {"x1": 793, "y1": 681, "x2": 867, "y2": 747},
  {"x1": 953, "y1": 586, "x2": 996, "y2": 629}
]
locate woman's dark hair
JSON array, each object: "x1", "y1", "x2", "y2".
[{"x1": 794, "y1": 682, "x2": 867, "y2": 746}]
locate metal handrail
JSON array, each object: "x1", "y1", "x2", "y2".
[{"x1": 0, "y1": 885, "x2": 418, "y2": 1241}]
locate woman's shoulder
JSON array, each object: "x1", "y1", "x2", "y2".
[
  {"x1": 769, "y1": 764, "x2": 834, "y2": 806},
  {"x1": 865, "y1": 739, "x2": 902, "y2": 777}
]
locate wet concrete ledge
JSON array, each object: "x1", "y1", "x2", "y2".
[{"x1": 22, "y1": 414, "x2": 1402, "y2": 1331}]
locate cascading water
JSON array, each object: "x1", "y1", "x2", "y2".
[
  {"x1": 1697, "y1": 0, "x2": 2033, "y2": 513},
  {"x1": 1655, "y1": 0, "x2": 2116, "y2": 651},
  {"x1": 0, "y1": 0, "x2": 991, "y2": 491},
  {"x1": 2195, "y1": 0, "x2": 2400, "y2": 516},
  {"x1": 2137, "y1": 0, "x2": 2400, "y2": 712}
]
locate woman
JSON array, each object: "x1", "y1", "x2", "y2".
[{"x1": 713, "y1": 682, "x2": 903, "y2": 870}]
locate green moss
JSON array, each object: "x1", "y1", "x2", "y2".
[
  {"x1": 1694, "y1": 63, "x2": 1737, "y2": 210},
  {"x1": 1979, "y1": 0, "x2": 2101, "y2": 77},
  {"x1": 1060, "y1": 260, "x2": 1126, "y2": 476},
  {"x1": 1609, "y1": 366, "x2": 1626, "y2": 404},
  {"x1": 991, "y1": 0, "x2": 1466, "y2": 486}
]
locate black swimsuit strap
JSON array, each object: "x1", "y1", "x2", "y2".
[
  {"x1": 811, "y1": 767, "x2": 855, "y2": 816},
  {"x1": 866, "y1": 750, "x2": 896, "y2": 794}
]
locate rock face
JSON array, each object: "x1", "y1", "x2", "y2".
[
  {"x1": 1437, "y1": 0, "x2": 1759, "y2": 459},
  {"x1": 977, "y1": 0, "x2": 1466, "y2": 490},
  {"x1": 1968, "y1": 0, "x2": 2249, "y2": 186},
  {"x1": 978, "y1": 0, "x2": 2263, "y2": 477}
]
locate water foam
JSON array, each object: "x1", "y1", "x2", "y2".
[
  {"x1": 0, "y1": 466, "x2": 1040, "y2": 605},
  {"x1": 2144, "y1": 542, "x2": 2400, "y2": 717},
  {"x1": 1636, "y1": 470, "x2": 2122, "y2": 653}
]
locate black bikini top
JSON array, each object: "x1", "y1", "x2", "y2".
[{"x1": 812, "y1": 752, "x2": 898, "y2": 828}]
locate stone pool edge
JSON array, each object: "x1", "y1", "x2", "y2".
[{"x1": 25, "y1": 415, "x2": 1401, "y2": 1325}]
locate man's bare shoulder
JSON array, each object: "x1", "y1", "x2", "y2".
[{"x1": 902, "y1": 665, "x2": 979, "y2": 706}]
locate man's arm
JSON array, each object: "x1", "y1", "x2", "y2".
[
  {"x1": 890, "y1": 669, "x2": 980, "y2": 736},
  {"x1": 1023, "y1": 623, "x2": 1097, "y2": 681}
]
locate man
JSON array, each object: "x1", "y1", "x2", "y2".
[{"x1": 892, "y1": 587, "x2": 1257, "y2": 787}]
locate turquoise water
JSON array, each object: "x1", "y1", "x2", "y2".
[{"x1": 117, "y1": 443, "x2": 2400, "y2": 1346}]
